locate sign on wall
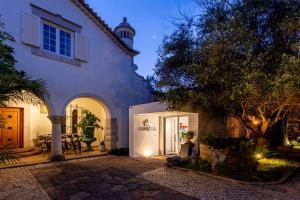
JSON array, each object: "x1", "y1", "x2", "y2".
[
  {"x1": 134, "y1": 116, "x2": 159, "y2": 157},
  {"x1": 137, "y1": 119, "x2": 157, "y2": 131}
]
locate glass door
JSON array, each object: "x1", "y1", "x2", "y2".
[{"x1": 164, "y1": 117, "x2": 178, "y2": 154}]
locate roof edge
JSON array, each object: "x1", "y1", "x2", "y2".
[{"x1": 72, "y1": 0, "x2": 139, "y2": 56}]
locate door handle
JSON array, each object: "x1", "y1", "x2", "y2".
[{"x1": 7, "y1": 127, "x2": 12, "y2": 130}]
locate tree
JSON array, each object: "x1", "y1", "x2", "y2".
[
  {"x1": 0, "y1": 19, "x2": 48, "y2": 106},
  {"x1": 155, "y1": 0, "x2": 300, "y2": 142}
]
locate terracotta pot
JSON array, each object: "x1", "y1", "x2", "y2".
[{"x1": 99, "y1": 144, "x2": 106, "y2": 152}]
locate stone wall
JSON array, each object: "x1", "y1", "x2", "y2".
[{"x1": 199, "y1": 143, "x2": 227, "y2": 169}]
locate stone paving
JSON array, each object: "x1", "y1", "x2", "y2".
[
  {"x1": 0, "y1": 156, "x2": 299, "y2": 200},
  {"x1": 0, "y1": 167, "x2": 50, "y2": 200},
  {"x1": 139, "y1": 167, "x2": 300, "y2": 200}
]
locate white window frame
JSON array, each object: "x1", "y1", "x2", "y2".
[{"x1": 41, "y1": 20, "x2": 74, "y2": 58}]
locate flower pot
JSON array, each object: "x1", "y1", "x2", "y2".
[
  {"x1": 81, "y1": 127, "x2": 96, "y2": 151},
  {"x1": 99, "y1": 143, "x2": 106, "y2": 152}
]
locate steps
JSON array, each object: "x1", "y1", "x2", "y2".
[{"x1": 14, "y1": 147, "x2": 42, "y2": 157}]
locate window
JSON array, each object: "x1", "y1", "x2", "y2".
[
  {"x1": 59, "y1": 30, "x2": 71, "y2": 57},
  {"x1": 42, "y1": 21, "x2": 73, "y2": 57},
  {"x1": 43, "y1": 23, "x2": 56, "y2": 52}
]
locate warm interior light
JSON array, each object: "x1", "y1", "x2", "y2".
[
  {"x1": 144, "y1": 149, "x2": 151, "y2": 157},
  {"x1": 255, "y1": 153, "x2": 263, "y2": 159},
  {"x1": 252, "y1": 119, "x2": 260, "y2": 126}
]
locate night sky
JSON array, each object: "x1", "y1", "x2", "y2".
[{"x1": 85, "y1": 0, "x2": 197, "y2": 77}]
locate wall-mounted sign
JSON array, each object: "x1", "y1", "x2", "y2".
[{"x1": 138, "y1": 119, "x2": 157, "y2": 131}]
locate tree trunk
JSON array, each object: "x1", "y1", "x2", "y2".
[{"x1": 282, "y1": 116, "x2": 292, "y2": 147}]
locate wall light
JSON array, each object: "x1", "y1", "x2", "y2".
[
  {"x1": 143, "y1": 149, "x2": 152, "y2": 157},
  {"x1": 255, "y1": 153, "x2": 263, "y2": 159}
]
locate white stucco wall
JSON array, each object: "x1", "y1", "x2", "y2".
[
  {"x1": 129, "y1": 102, "x2": 199, "y2": 157},
  {"x1": 133, "y1": 115, "x2": 160, "y2": 157},
  {"x1": 5, "y1": 101, "x2": 52, "y2": 147},
  {"x1": 0, "y1": 0, "x2": 152, "y2": 148}
]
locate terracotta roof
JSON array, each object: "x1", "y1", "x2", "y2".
[{"x1": 72, "y1": 0, "x2": 139, "y2": 56}]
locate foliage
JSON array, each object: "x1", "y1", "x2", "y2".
[
  {"x1": 145, "y1": 75, "x2": 162, "y2": 94},
  {"x1": 254, "y1": 144, "x2": 270, "y2": 158},
  {"x1": 182, "y1": 130, "x2": 194, "y2": 140},
  {"x1": 216, "y1": 158, "x2": 297, "y2": 182},
  {"x1": 77, "y1": 110, "x2": 101, "y2": 130},
  {"x1": 179, "y1": 159, "x2": 212, "y2": 172},
  {"x1": 0, "y1": 146, "x2": 20, "y2": 165},
  {"x1": 196, "y1": 159, "x2": 212, "y2": 172},
  {"x1": 0, "y1": 19, "x2": 49, "y2": 106},
  {"x1": 109, "y1": 148, "x2": 129, "y2": 156},
  {"x1": 198, "y1": 135, "x2": 230, "y2": 149},
  {"x1": 154, "y1": 0, "x2": 300, "y2": 139},
  {"x1": 198, "y1": 134, "x2": 252, "y2": 149}
]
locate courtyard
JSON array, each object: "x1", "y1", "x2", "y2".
[{"x1": 0, "y1": 155, "x2": 299, "y2": 200}]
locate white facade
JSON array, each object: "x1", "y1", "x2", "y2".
[
  {"x1": 0, "y1": 0, "x2": 152, "y2": 159},
  {"x1": 129, "y1": 102, "x2": 198, "y2": 157}
]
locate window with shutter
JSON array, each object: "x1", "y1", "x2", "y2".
[{"x1": 41, "y1": 21, "x2": 73, "y2": 58}]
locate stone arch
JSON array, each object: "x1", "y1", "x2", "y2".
[
  {"x1": 60, "y1": 93, "x2": 112, "y2": 118},
  {"x1": 60, "y1": 93, "x2": 117, "y2": 150},
  {"x1": 44, "y1": 97, "x2": 55, "y2": 116}
]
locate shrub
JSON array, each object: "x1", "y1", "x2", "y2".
[
  {"x1": 198, "y1": 134, "x2": 252, "y2": 150},
  {"x1": 182, "y1": 131, "x2": 194, "y2": 141},
  {"x1": 197, "y1": 159, "x2": 212, "y2": 172},
  {"x1": 178, "y1": 159, "x2": 212, "y2": 172},
  {"x1": 215, "y1": 161, "x2": 230, "y2": 175}
]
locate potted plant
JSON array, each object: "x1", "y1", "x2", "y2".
[
  {"x1": 182, "y1": 131, "x2": 194, "y2": 143},
  {"x1": 181, "y1": 131, "x2": 195, "y2": 156},
  {"x1": 77, "y1": 110, "x2": 101, "y2": 151}
]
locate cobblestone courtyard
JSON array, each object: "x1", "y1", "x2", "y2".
[{"x1": 0, "y1": 156, "x2": 299, "y2": 200}]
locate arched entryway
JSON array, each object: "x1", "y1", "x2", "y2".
[
  {"x1": 48, "y1": 94, "x2": 118, "y2": 161},
  {"x1": 63, "y1": 97, "x2": 110, "y2": 150}
]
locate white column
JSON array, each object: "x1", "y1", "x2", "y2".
[{"x1": 48, "y1": 115, "x2": 65, "y2": 161}]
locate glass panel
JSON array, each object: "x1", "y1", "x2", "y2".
[
  {"x1": 43, "y1": 23, "x2": 56, "y2": 53},
  {"x1": 43, "y1": 44, "x2": 49, "y2": 50},
  {"x1": 165, "y1": 117, "x2": 178, "y2": 154},
  {"x1": 59, "y1": 30, "x2": 71, "y2": 57},
  {"x1": 50, "y1": 46, "x2": 56, "y2": 52},
  {"x1": 179, "y1": 116, "x2": 189, "y2": 144}
]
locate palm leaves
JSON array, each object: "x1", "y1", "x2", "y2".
[
  {"x1": 0, "y1": 19, "x2": 49, "y2": 106},
  {"x1": 0, "y1": 145, "x2": 20, "y2": 165},
  {"x1": 0, "y1": 73, "x2": 49, "y2": 106}
]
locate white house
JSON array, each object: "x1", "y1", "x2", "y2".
[{"x1": 0, "y1": 0, "x2": 153, "y2": 160}]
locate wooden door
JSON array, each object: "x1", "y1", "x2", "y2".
[{"x1": 0, "y1": 108, "x2": 23, "y2": 148}]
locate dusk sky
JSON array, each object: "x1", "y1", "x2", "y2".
[{"x1": 85, "y1": 0, "x2": 197, "y2": 77}]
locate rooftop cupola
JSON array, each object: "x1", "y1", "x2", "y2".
[{"x1": 114, "y1": 17, "x2": 135, "y2": 48}]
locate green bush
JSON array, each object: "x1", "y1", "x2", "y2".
[
  {"x1": 182, "y1": 131, "x2": 194, "y2": 140},
  {"x1": 178, "y1": 159, "x2": 212, "y2": 172},
  {"x1": 215, "y1": 161, "x2": 229, "y2": 175},
  {"x1": 198, "y1": 134, "x2": 252, "y2": 150},
  {"x1": 197, "y1": 159, "x2": 212, "y2": 172}
]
